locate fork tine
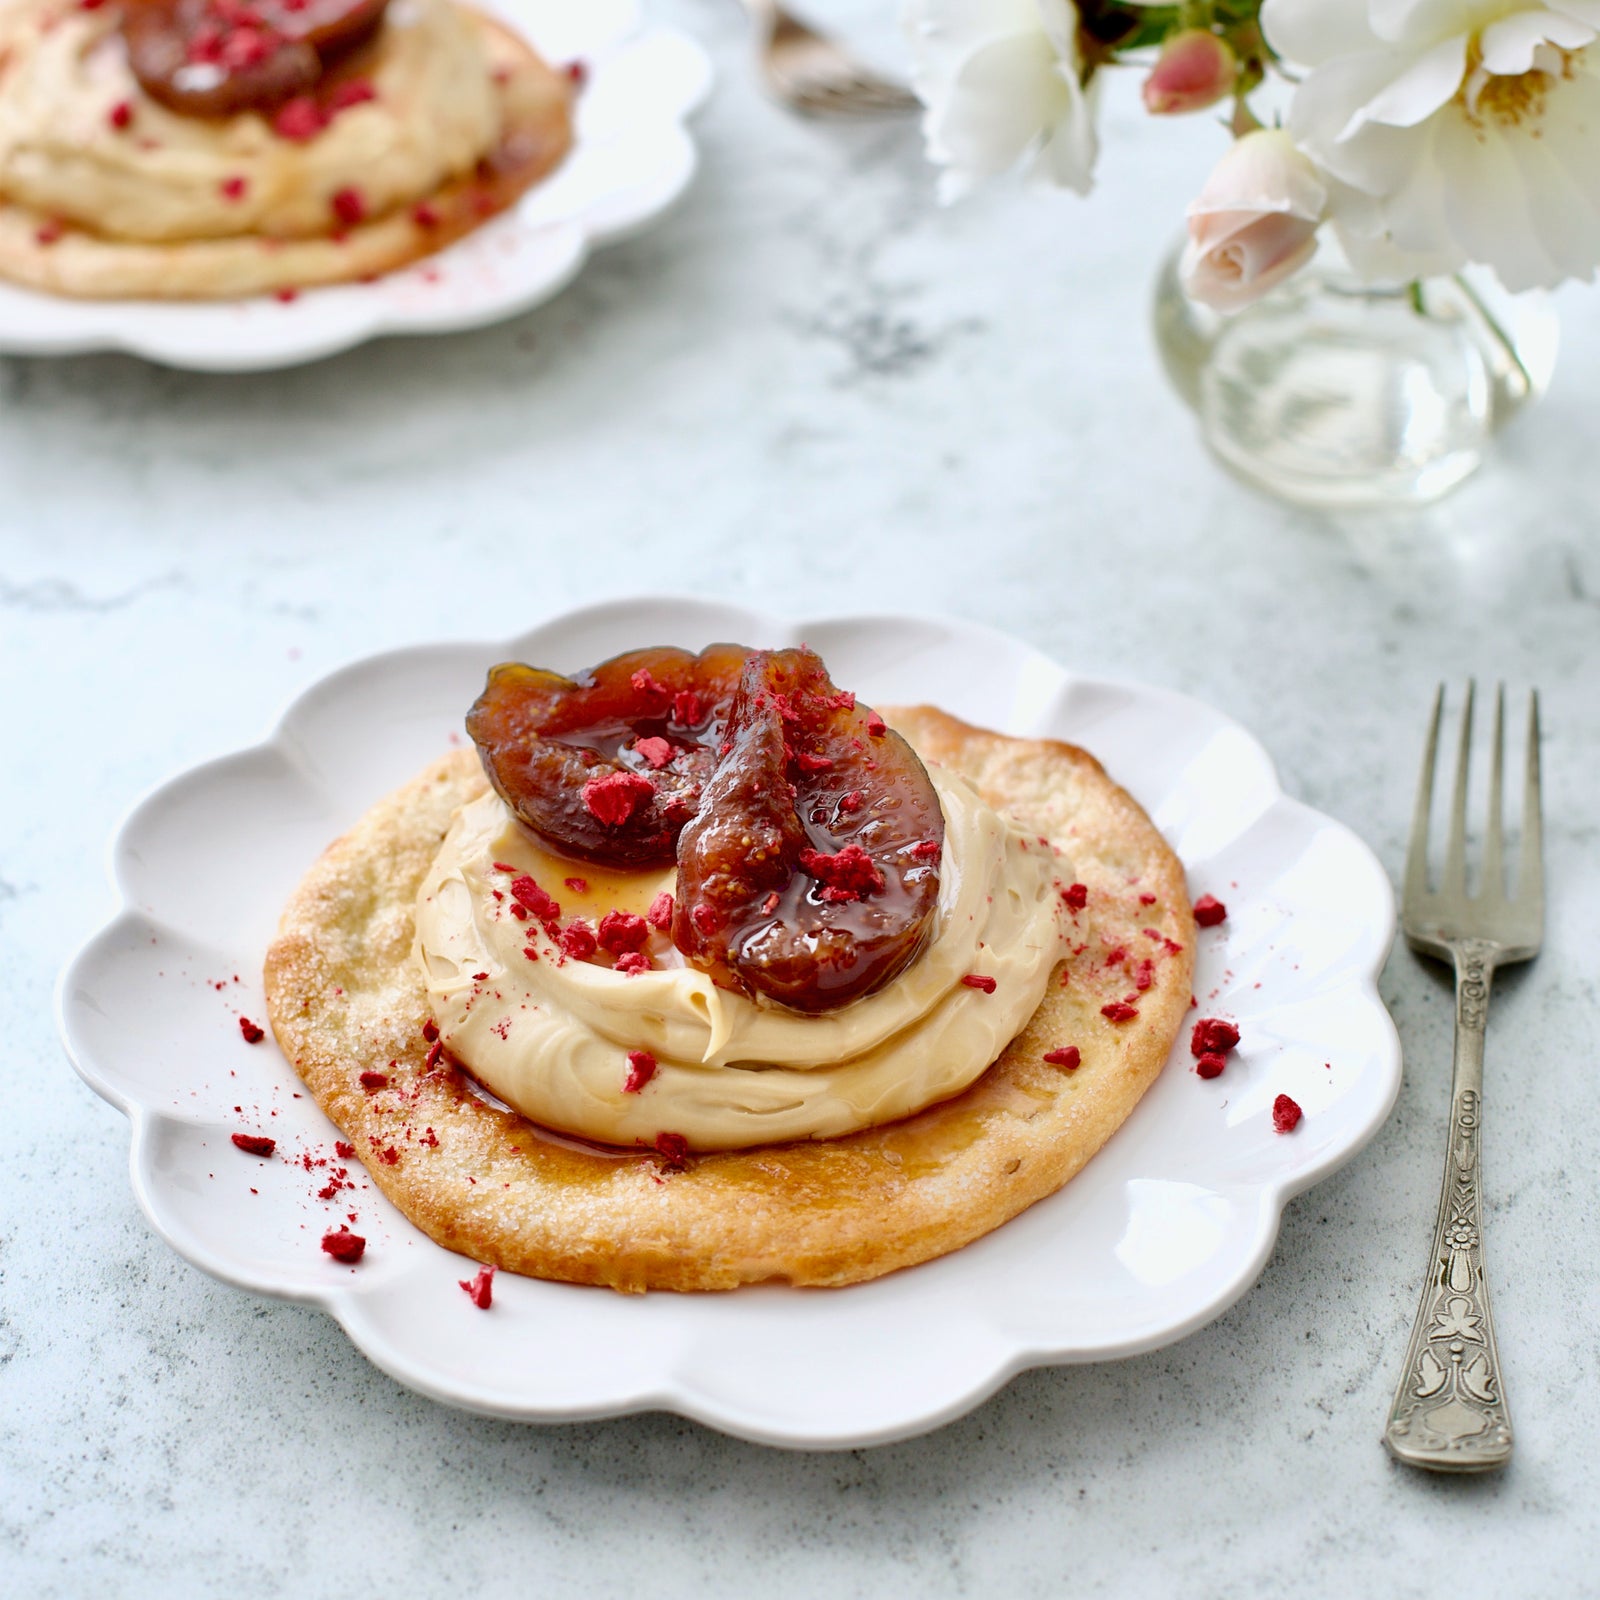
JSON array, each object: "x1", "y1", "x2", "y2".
[
  {"x1": 1519, "y1": 689, "x2": 1543, "y2": 906},
  {"x1": 1442, "y1": 679, "x2": 1475, "y2": 897},
  {"x1": 1482, "y1": 683, "x2": 1505, "y2": 900},
  {"x1": 1405, "y1": 685, "x2": 1444, "y2": 907}
]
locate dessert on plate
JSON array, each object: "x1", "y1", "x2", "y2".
[
  {"x1": 0, "y1": 0, "x2": 575, "y2": 298},
  {"x1": 265, "y1": 644, "x2": 1195, "y2": 1292}
]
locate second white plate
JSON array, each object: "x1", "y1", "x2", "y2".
[{"x1": 60, "y1": 598, "x2": 1401, "y2": 1447}]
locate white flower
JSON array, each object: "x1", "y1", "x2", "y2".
[
  {"x1": 1263, "y1": 0, "x2": 1600, "y2": 290},
  {"x1": 1181, "y1": 130, "x2": 1328, "y2": 310},
  {"x1": 902, "y1": 0, "x2": 1100, "y2": 203}
]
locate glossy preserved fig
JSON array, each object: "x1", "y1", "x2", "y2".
[
  {"x1": 673, "y1": 648, "x2": 943, "y2": 1011},
  {"x1": 466, "y1": 645, "x2": 748, "y2": 870},
  {"x1": 122, "y1": 0, "x2": 388, "y2": 119}
]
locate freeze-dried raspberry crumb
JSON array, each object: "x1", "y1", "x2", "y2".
[
  {"x1": 623, "y1": 1049, "x2": 657, "y2": 1093},
  {"x1": 330, "y1": 186, "x2": 365, "y2": 228},
  {"x1": 359, "y1": 1071, "x2": 389, "y2": 1091},
  {"x1": 1196, "y1": 1052, "x2": 1227, "y2": 1080},
  {"x1": 1063, "y1": 883, "x2": 1088, "y2": 911},
  {"x1": 1133, "y1": 958, "x2": 1156, "y2": 992},
  {"x1": 761, "y1": 891, "x2": 780, "y2": 914},
  {"x1": 321, "y1": 1227, "x2": 365, "y2": 1263},
  {"x1": 220, "y1": 174, "x2": 247, "y2": 200},
  {"x1": 511, "y1": 875, "x2": 560, "y2": 923},
  {"x1": 379, "y1": 1146, "x2": 400, "y2": 1166},
  {"x1": 865, "y1": 714, "x2": 887, "y2": 737},
  {"x1": 582, "y1": 770, "x2": 654, "y2": 826},
  {"x1": 654, "y1": 1131, "x2": 689, "y2": 1166},
  {"x1": 1101, "y1": 1002, "x2": 1139, "y2": 1022},
  {"x1": 411, "y1": 201, "x2": 440, "y2": 229},
  {"x1": 1139, "y1": 893, "x2": 1157, "y2": 906},
  {"x1": 633, "y1": 735, "x2": 674, "y2": 769},
  {"x1": 961, "y1": 974, "x2": 997, "y2": 994},
  {"x1": 796, "y1": 751, "x2": 833, "y2": 774},
  {"x1": 910, "y1": 839, "x2": 940, "y2": 862},
  {"x1": 425, "y1": 1041, "x2": 443, "y2": 1069},
  {"x1": 108, "y1": 99, "x2": 133, "y2": 130},
  {"x1": 647, "y1": 892, "x2": 674, "y2": 931},
  {"x1": 238, "y1": 1016, "x2": 265, "y2": 1043},
  {"x1": 273, "y1": 96, "x2": 326, "y2": 141},
  {"x1": 231, "y1": 1133, "x2": 275, "y2": 1157},
  {"x1": 471, "y1": 972, "x2": 488, "y2": 982},
  {"x1": 274, "y1": 288, "x2": 299, "y2": 303},
  {"x1": 672, "y1": 689, "x2": 703, "y2": 725},
  {"x1": 419, "y1": 1127, "x2": 438, "y2": 1148},
  {"x1": 1043, "y1": 1046, "x2": 1081, "y2": 1070},
  {"x1": 563, "y1": 877, "x2": 588, "y2": 895},
  {"x1": 630, "y1": 668, "x2": 666, "y2": 696},
  {"x1": 1104, "y1": 946, "x2": 1126, "y2": 968},
  {"x1": 328, "y1": 78, "x2": 376, "y2": 111},
  {"x1": 836, "y1": 790, "x2": 864, "y2": 814},
  {"x1": 459, "y1": 1266, "x2": 494, "y2": 1308},
  {"x1": 560, "y1": 919, "x2": 597, "y2": 960},
  {"x1": 565, "y1": 58, "x2": 587, "y2": 85},
  {"x1": 597, "y1": 910, "x2": 649, "y2": 955},
  {"x1": 1190, "y1": 1018, "x2": 1240, "y2": 1057},
  {"x1": 35, "y1": 221, "x2": 63, "y2": 246},
  {"x1": 691, "y1": 903, "x2": 719, "y2": 935},
  {"x1": 422, "y1": 1018, "x2": 439, "y2": 1043},
  {"x1": 1272, "y1": 1094, "x2": 1303, "y2": 1133},
  {"x1": 798, "y1": 843, "x2": 884, "y2": 900},
  {"x1": 492, "y1": 862, "x2": 518, "y2": 873},
  {"x1": 615, "y1": 951, "x2": 650, "y2": 976},
  {"x1": 1193, "y1": 894, "x2": 1228, "y2": 927},
  {"x1": 334, "y1": 1141, "x2": 356, "y2": 1159}
]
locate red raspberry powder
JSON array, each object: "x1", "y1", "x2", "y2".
[
  {"x1": 962, "y1": 974, "x2": 997, "y2": 994},
  {"x1": 1063, "y1": 883, "x2": 1089, "y2": 911},
  {"x1": 1193, "y1": 894, "x2": 1228, "y2": 928},
  {"x1": 623, "y1": 1050, "x2": 657, "y2": 1093},
  {"x1": 582, "y1": 770, "x2": 654, "y2": 827},
  {"x1": 1101, "y1": 1002, "x2": 1139, "y2": 1022},
  {"x1": 321, "y1": 1227, "x2": 366, "y2": 1263},
  {"x1": 647, "y1": 892, "x2": 675, "y2": 930},
  {"x1": 334, "y1": 1141, "x2": 356, "y2": 1159},
  {"x1": 238, "y1": 1016, "x2": 265, "y2": 1043},
  {"x1": 1272, "y1": 1094, "x2": 1303, "y2": 1133},
  {"x1": 1043, "y1": 1047, "x2": 1081, "y2": 1070},
  {"x1": 597, "y1": 910, "x2": 649, "y2": 955},
  {"x1": 1196, "y1": 1052, "x2": 1227, "y2": 1080},
  {"x1": 330, "y1": 186, "x2": 366, "y2": 228},
  {"x1": 510, "y1": 875, "x2": 560, "y2": 924},
  {"x1": 231, "y1": 1133, "x2": 275, "y2": 1157},
  {"x1": 459, "y1": 1267, "x2": 494, "y2": 1309},
  {"x1": 273, "y1": 95, "x2": 326, "y2": 141},
  {"x1": 1191, "y1": 1018, "x2": 1240, "y2": 1057},
  {"x1": 798, "y1": 844, "x2": 884, "y2": 900}
]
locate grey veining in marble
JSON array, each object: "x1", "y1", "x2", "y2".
[{"x1": 4, "y1": 3, "x2": 1599, "y2": 1595}]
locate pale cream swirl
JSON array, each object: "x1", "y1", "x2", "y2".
[
  {"x1": 0, "y1": 0, "x2": 497, "y2": 241},
  {"x1": 413, "y1": 768, "x2": 1071, "y2": 1151}
]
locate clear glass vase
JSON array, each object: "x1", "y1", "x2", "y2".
[{"x1": 1152, "y1": 240, "x2": 1560, "y2": 510}]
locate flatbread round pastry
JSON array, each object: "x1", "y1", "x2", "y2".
[
  {"x1": 0, "y1": 7, "x2": 571, "y2": 299},
  {"x1": 264, "y1": 707, "x2": 1195, "y2": 1292}
]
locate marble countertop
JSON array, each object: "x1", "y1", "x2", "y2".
[{"x1": 5, "y1": 3, "x2": 1599, "y2": 1594}]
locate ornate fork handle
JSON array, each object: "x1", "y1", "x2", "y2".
[{"x1": 1384, "y1": 939, "x2": 1513, "y2": 1471}]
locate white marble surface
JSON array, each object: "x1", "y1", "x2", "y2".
[{"x1": 5, "y1": 4, "x2": 1600, "y2": 1594}]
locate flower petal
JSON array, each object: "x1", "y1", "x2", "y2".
[
  {"x1": 1480, "y1": 7, "x2": 1595, "y2": 75},
  {"x1": 1344, "y1": 35, "x2": 1466, "y2": 133},
  {"x1": 1260, "y1": 0, "x2": 1378, "y2": 68},
  {"x1": 1433, "y1": 113, "x2": 1560, "y2": 289}
]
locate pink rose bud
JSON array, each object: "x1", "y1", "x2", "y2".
[
  {"x1": 1142, "y1": 29, "x2": 1238, "y2": 116},
  {"x1": 1180, "y1": 130, "x2": 1327, "y2": 312}
]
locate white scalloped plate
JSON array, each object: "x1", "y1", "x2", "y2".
[
  {"x1": 59, "y1": 599, "x2": 1401, "y2": 1448},
  {"x1": 0, "y1": 0, "x2": 710, "y2": 371}
]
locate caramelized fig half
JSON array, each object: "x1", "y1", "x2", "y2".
[
  {"x1": 122, "y1": 0, "x2": 388, "y2": 119},
  {"x1": 465, "y1": 645, "x2": 747, "y2": 870},
  {"x1": 673, "y1": 648, "x2": 944, "y2": 1011}
]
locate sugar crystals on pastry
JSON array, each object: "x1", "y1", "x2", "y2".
[{"x1": 0, "y1": 0, "x2": 575, "y2": 298}]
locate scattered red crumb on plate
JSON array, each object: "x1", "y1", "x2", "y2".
[
  {"x1": 1190, "y1": 1018, "x2": 1240, "y2": 1056},
  {"x1": 321, "y1": 1227, "x2": 366, "y2": 1263},
  {"x1": 460, "y1": 1266, "x2": 495, "y2": 1309},
  {"x1": 1193, "y1": 894, "x2": 1228, "y2": 927},
  {"x1": 1195, "y1": 1052, "x2": 1227, "y2": 1080},
  {"x1": 1272, "y1": 1094, "x2": 1303, "y2": 1134},
  {"x1": 238, "y1": 1016, "x2": 265, "y2": 1043},
  {"x1": 231, "y1": 1132, "x2": 275, "y2": 1157}
]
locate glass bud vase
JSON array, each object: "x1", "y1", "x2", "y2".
[{"x1": 1152, "y1": 239, "x2": 1560, "y2": 510}]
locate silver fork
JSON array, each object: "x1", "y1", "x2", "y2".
[
  {"x1": 736, "y1": 0, "x2": 921, "y2": 116},
  {"x1": 1384, "y1": 683, "x2": 1543, "y2": 1473}
]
